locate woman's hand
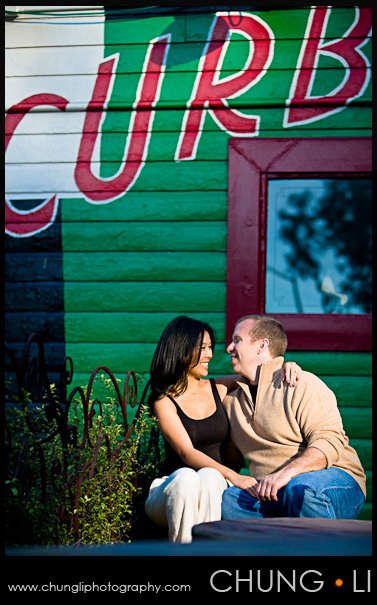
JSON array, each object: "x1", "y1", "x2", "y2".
[
  {"x1": 231, "y1": 473, "x2": 258, "y2": 491},
  {"x1": 282, "y1": 361, "x2": 302, "y2": 387}
]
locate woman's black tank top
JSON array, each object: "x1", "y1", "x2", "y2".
[{"x1": 161, "y1": 378, "x2": 230, "y2": 475}]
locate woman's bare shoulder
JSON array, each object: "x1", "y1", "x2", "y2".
[
  {"x1": 153, "y1": 394, "x2": 176, "y2": 414},
  {"x1": 211, "y1": 379, "x2": 229, "y2": 401}
]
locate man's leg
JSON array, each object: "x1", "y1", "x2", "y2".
[
  {"x1": 282, "y1": 468, "x2": 365, "y2": 518},
  {"x1": 221, "y1": 486, "x2": 282, "y2": 519}
]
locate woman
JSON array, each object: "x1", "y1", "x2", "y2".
[{"x1": 144, "y1": 315, "x2": 300, "y2": 543}]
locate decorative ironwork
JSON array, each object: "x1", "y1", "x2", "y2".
[{"x1": 5, "y1": 329, "x2": 152, "y2": 544}]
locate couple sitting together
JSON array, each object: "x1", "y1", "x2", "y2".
[{"x1": 144, "y1": 315, "x2": 366, "y2": 543}]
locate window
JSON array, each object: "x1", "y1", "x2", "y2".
[{"x1": 226, "y1": 138, "x2": 372, "y2": 350}]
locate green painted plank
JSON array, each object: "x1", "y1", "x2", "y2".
[
  {"x1": 339, "y1": 408, "x2": 372, "y2": 440},
  {"x1": 64, "y1": 281, "x2": 226, "y2": 312},
  {"x1": 69, "y1": 353, "x2": 372, "y2": 378},
  {"x1": 104, "y1": 8, "x2": 366, "y2": 45},
  {"x1": 65, "y1": 311, "x2": 226, "y2": 342},
  {"x1": 64, "y1": 343, "x2": 372, "y2": 378},
  {"x1": 350, "y1": 439, "x2": 372, "y2": 470},
  {"x1": 92, "y1": 96, "x2": 374, "y2": 111},
  {"x1": 103, "y1": 103, "x2": 372, "y2": 140},
  {"x1": 8, "y1": 132, "x2": 226, "y2": 162},
  {"x1": 358, "y1": 503, "x2": 372, "y2": 520},
  {"x1": 185, "y1": 9, "x2": 309, "y2": 41},
  {"x1": 54, "y1": 71, "x2": 365, "y2": 107},
  {"x1": 8, "y1": 161, "x2": 228, "y2": 194},
  {"x1": 215, "y1": 352, "x2": 372, "y2": 376},
  {"x1": 8, "y1": 124, "x2": 372, "y2": 196},
  {"x1": 19, "y1": 76, "x2": 370, "y2": 114},
  {"x1": 61, "y1": 191, "x2": 228, "y2": 222},
  {"x1": 81, "y1": 119, "x2": 370, "y2": 166},
  {"x1": 102, "y1": 104, "x2": 372, "y2": 141},
  {"x1": 105, "y1": 14, "x2": 186, "y2": 44},
  {"x1": 11, "y1": 128, "x2": 373, "y2": 166},
  {"x1": 321, "y1": 377, "x2": 371, "y2": 407},
  {"x1": 119, "y1": 131, "x2": 227, "y2": 162},
  {"x1": 65, "y1": 342, "x2": 233, "y2": 374},
  {"x1": 11, "y1": 108, "x2": 371, "y2": 137},
  {"x1": 66, "y1": 343, "x2": 166, "y2": 373},
  {"x1": 63, "y1": 251, "x2": 225, "y2": 281},
  {"x1": 185, "y1": 7, "x2": 363, "y2": 41},
  {"x1": 100, "y1": 37, "x2": 371, "y2": 74},
  {"x1": 62, "y1": 222, "x2": 226, "y2": 252},
  {"x1": 283, "y1": 353, "x2": 372, "y2": 376},
  {"x1": 107, "y1": 132, "x2": 227, "y2": 162},
  {"x1": 102, "y1": 160, "x2": 227, "y2": 190},
  {"x1": 29, "y1": 107, "x2": 368, "y2": 134}
]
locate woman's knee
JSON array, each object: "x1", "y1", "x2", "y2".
[
  {"x1": 167, "y1": 467, "x2": 200, "y2": 496},
  {"x1": 197, "y1": 467, "x2": 227, "y2": 489}
]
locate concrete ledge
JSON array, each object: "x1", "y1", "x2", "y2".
[
  {"x1": 5, "y1": 519, "x2": 372, "y2": 557},
  {"x1": 192, "y1": 518, "x2": 372, "y2": 556}
]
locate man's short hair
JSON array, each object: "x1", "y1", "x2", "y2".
[{"x1": 236, "y1": 314, "x2": 288, "y2": 357}]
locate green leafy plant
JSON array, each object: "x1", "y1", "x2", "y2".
[
  {"x1": 5, "y1": 374, "x2": 156, "y2": 546},
  {"x1": 5, "y1": 386, "x2": 66, "y2": 545},
  {"x1": 62, "y1": 402, "x2": 146, "y2": 544}
]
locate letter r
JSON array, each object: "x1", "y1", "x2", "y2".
[{"x1": 176, "y1": 12, "x2": 274, "y2": 160}]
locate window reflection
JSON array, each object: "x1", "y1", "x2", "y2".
[{"x1": 266, "y1": 179, "x2": 372, "y2": 314}]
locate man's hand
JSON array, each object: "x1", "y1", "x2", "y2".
[
  {"x1": 250, "y1": 468, "x2": 293, "y2": 501},
  {"x1": 249, "y1": 448, "x2": 327, "y2": 501}
]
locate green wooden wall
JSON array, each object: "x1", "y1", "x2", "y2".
[{"x1": 5, "y1": 6, "x2": 372, "y2": 518}]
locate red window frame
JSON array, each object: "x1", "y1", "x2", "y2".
[{"x1": 226, "y1": 137, "x2": 372, "y2": 350}]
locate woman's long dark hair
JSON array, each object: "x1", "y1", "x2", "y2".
[{"x1": 148, "y1": 315, "x2": 215, "y2": 405}]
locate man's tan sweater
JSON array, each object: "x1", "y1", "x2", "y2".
[{"x1": 223, "y1": 357, "x2": 366, "y2": 497}]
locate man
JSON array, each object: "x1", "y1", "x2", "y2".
[{"x1": 221, "y1": 315, "x2": 366, "y2": 520}]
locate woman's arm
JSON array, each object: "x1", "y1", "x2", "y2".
[
  {"x1": 154, "y1": 397, "x2": 257, "y2": 490},
  {"x1": 282, "y1": 361, "x2": 302, "y2": 387},
  {"x1": 214, "y1": 374, "x2": 242, "y2": 394},
  {"x1": 215, "y1": 361, "x2": 302, "y2": 394}
]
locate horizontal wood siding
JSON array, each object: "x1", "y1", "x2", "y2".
[{"x1": 5, "y1": 6, "x2": 372, "y2": 519}]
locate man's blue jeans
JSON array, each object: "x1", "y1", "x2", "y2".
[{"x1": 222, "y1": 468, "x2": 365, "y2": 520}]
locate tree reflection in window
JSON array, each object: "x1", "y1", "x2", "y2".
[{"x1": 266, "y1": 179, "x2": 372, "y2": 314}]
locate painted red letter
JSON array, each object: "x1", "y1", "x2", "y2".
[
  {"x1": 285, "y1": 7, "x2": 372, "y2": 126},
  {"x1": 176, "y1": 12, "x2": 274, "y2": 161},
  {"x1": 5, "y1": 94, "x2": 67, "y2": 237},
  {"x1": 75, "y1": 35, "x2": 170, "y2": 202}
]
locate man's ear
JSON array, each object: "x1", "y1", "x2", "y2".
[{"x1": 259, "y1": 338, "x2": 269, "y2": 352}]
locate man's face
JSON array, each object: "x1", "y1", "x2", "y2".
[{"x1": 226, "y1": 319, "x2": 261, "y2": 379}]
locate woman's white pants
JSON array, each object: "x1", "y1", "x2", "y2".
[{"x1": 144, "y1": 467, "x2": 228, "y2": 543}]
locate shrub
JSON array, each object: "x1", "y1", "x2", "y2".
[
  {"x1": 5, "y1": 388, "x2": 66, "y2": 545},
  {"x1": 5, "y1": 374, "x2": 154, "y2": 546}
]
